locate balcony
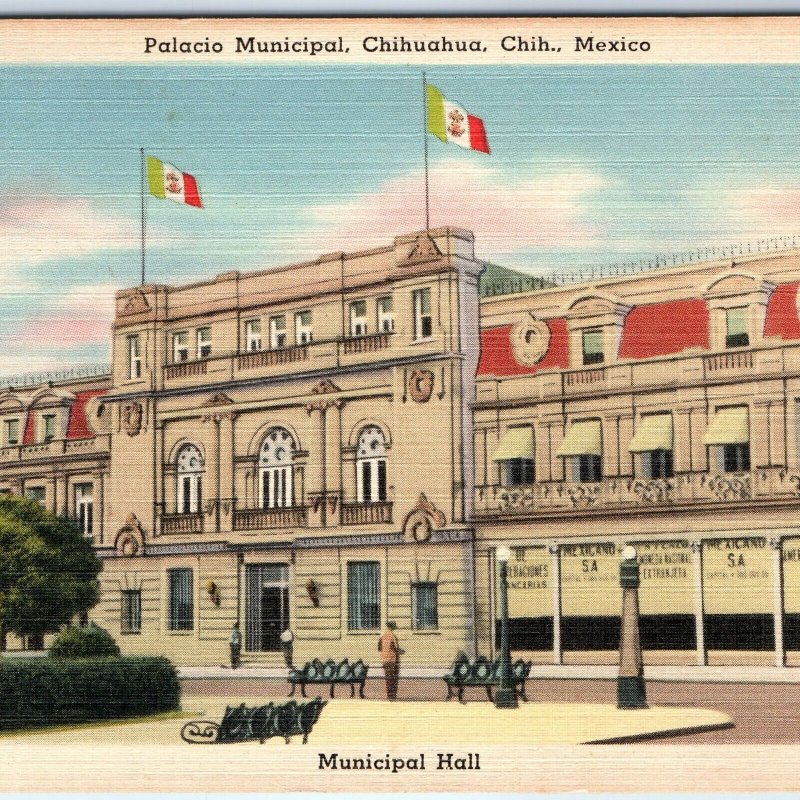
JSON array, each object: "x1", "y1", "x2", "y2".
[
  {"x1": 233, "y1": 506, "x2": 308, "y2": 531},
  {"x1": 473, "y1": 470, "x2": 765, "y2": 519},
  {"x1": 340, "y1": 501, "x2": 393, "y2": 526},
  {"x1": 165, "y1": 360, "x2": 208, "y2": 381},
  {"x1": 237, "y1": 345, "x2": 309, "y2": 371},
  {"x1": 703, "y1": 350, "x2": 754, "y2": 376},
  {"x1": 563, "y1": 366, "x2": 606, "y2": 392},
  {"x1": 161, "y1": 512, "x2": 204, "y2": 535},
  {"x1": 342, "y1": 333, "x2": 391, "y2": 355}
]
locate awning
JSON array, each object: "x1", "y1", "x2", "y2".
[
  {"x1": 703, "y1": 406, "x2": 749, "y2": 446},
  {"x1": 556, "y1": 420, "x2": 602, "y2": 457},
  {"x1": 492, "y1": 427, "x2": 534, "y2": 461},
  {"x1": 629, "y1": 414, "x2": 673, "y2": 453}
]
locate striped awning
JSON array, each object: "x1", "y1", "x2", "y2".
[
  {"x1": 629, "y1": 414, "x2": 673, "y2": 453},
  {"x1": 703, "y1": 407, "x2": 749, "y2": 446},
  {"x1": 492, "y1": 427, "x2": 534, "y2": 461},
  {"x1": 556, "y1": 420, "x2": 602, "y2": 457}
]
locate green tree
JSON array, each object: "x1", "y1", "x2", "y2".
[{"x1": 0, "y1": 494, "x2": 100, "y2": 649}]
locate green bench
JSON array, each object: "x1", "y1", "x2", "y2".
[
  {"x1": 181, "y1": 697, "x2": 327, "y2": 744},
  {"x1": 288, "y1": 658, "x2": 369, "y2": 698},
  {"x1": 443, "y1": 655, "x2": 532, "y2": 702}
]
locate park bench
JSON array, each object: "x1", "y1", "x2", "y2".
[
  {"x1": 443, "y1": 655, "x2": 532, "y2": 702},
  {"x1": 181, "y1": 697, "x2": 326, "y2": 745},
  {"x1": 288, "y1": 658, "x2": 369, "y2": 698}
]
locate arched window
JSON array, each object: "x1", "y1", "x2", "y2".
[
  {"x1": 259, "y1": 428, "x2": 295, "y2": 508},
  {"x1": 176, "y1": 443, "x2": 203, "y2": 514},
  {"x1": 356, "y1": 426, "x2": 387, "y2": 504}
]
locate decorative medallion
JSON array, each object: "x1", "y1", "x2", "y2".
[
  {"x1": 121, "y1": 401, "x2": 143, "y2": 436},
  {"x1": 408, "y1": 369, "x2": 435, "y2": 403},
  {"x1": 402, "y1": 493, "x2": 447, "y2": 543},
  {"x1": 115, "y1": 513, "x2": 145, "y2": 557},
  {"x1": 510, "y1": 313, "x2": 551, "y2": 366}
]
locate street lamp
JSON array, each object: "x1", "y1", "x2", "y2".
[
  {"x1": 617, "y1": 545, "x2": 647, "y2": 709},
  {"x1": 495, "y1": 545, "x2": 518, "y2": 709}
]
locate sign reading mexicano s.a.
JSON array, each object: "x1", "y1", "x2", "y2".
[{"x1": 703, "y1": 538, "x2": 772, "y2": 615}]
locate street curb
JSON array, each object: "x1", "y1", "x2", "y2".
[{"x1": 585, "y1": 720, "x2": 736, "y2": 744}]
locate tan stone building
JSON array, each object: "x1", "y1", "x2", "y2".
[
  {"x1": 90, "y1": 228, "x2": 482, "y2": 666},
  {"x1": 474, "y1": 246, "x2": 800, "y2": 668},
  {"x1": 7, "y1": 227, "x2": 800, "y2": 671}
]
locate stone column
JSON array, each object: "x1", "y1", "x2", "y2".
[
  {"x1": 549, "y1": 543, "x2": 562, "y2": 665},
  {"x1": 93, "y1": 470, "x2": 105, "y2": 546},
  {"x1": 325, "y1": 402, "x2": 342, "y2": 525},
  {"x1": 691, "y1": 540, "x2": 707, "y2": 666},
  {"x1": 674, "y1": 409, "x2": 692, "y2": 473},
  {"x1": 218, "y1": 413, "x2": 236, "y2": 532},
  {"x1": 772, "y1": 537, "x2": 785, "y2": 668},
  {"x1": 752, "y1": 401, "x2": 771, "y2": 469},
  {"x1": 305, "y1": 380, "x2": 344, "y2": 528}
]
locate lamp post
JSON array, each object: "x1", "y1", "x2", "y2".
[
  {"x1": 617, "y1": 545, "x2": 647, "y2": 709},
  {"x1": 495, "y1": 545, "x2": 518, "y2": 709}
]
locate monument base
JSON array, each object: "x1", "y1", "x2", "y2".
[{"x1": 617, "y1": 675, "x2": 648, "y2": 709}]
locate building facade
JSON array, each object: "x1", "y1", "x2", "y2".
[{"x1": 5, "y1": 228, "x2": 800, "y2": 669}]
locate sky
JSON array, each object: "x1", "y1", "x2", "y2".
[{"x1": 2, "y1": 63, "x2": 800, "y2": 377}]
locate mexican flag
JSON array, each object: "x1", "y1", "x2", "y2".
[
  {"x1": 146, "y1": 156, "x2": 202, "y2": 208},
  {"x1": 426, "y1": 84, "x2": 490, "y2": 154}
]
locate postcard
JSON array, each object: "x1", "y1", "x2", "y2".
[{"x1": 2, "y1": 15, "x2": 800, "y2": 794}]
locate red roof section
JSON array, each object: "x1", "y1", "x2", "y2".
[
  {"x1": 619, "y1": 298, "x2": 710, "y2": 359},
  {"x1": 764, "y1": 282, "x2": 800, "y2": 340},
  {"x1": 66, "y1": 390, "x2": 107, "y2": 440},
  {"x1": 21, "y1": 410, "x2": 35, "y2": 445},
  {"x1": 477, "y1": 318, "x2": 569, "y2": 376}
]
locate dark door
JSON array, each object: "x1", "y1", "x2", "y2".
[{"x1": 261, "y1": 587, "x2": 289, "y2": 652}]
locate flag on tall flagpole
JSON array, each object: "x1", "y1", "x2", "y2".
[
  {"x1": 426, "y1": 83, "x2": 490, "y2": 154},
  {"x1": 146, "y1": 155, "x2": 203, "y2": 207}
]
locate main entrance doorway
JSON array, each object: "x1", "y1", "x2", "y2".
[{"x1": 245, "y1": 564, "x2": 289, "y2": 652}]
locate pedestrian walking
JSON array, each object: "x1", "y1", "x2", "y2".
[
  {"x1": 378, "y1": 620, "x2": 403, "y2": 700},
  {"x1": 229, "y1": 622, "x2": 241, "y2": 669},
  {"x1": 280, "y1": 627, "x2": 294, "y2": 668}
]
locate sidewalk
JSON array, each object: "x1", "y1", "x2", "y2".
[{"x1": 178, "y1": 662, "x2": 800, "y2": 683}]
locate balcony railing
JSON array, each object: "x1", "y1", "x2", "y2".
[
  {"x1": 161, "y1": 512, "x2": 204, "y2": 535},
  {"x1": 474, "y1": 470, "x2": 764, "y2": 517},
  {"x1": 704, "y1": 350, "x2": 754, "y2": 375},
  {"x1": 237, "y1": 345, "x2": 309, "y2": 371},
  {"x1": 233, "y1": 506, "x2": 308, "y2": 531},
  {"x1": 340, "y1": 502, "x2": 393, "y2": 526},
  {"x1": 342, "y1": 333, "x2": 391, "y2": 355},
  {"x1": 564, "y1": 367, "x2": 606, "y2": 390},
  {"x1": 165, "y1": 360, "x2": 208, "y2": 380}
]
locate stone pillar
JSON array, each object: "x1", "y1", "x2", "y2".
[
  {"x1": 325, "y1": 402, "x2": 342, "y2": 525},
  {"x1": 752, "y1": 401, "x2": 770, "y2": 469},
  {"x1": 549, "y1": 543, "x2": 562, "y2": 665},
  {"x1": 93, "y1": 470, "x2": 105, "y2": 546},
  {"x1": 305, "y1": 381, "x2": 344, "y2": 528},
  {"x1": 674, "y1": 409, "x2": 692, "y2": 473},
  {"x1": 772, "y1": 537, "x2": 785, "y2": 668},
  {"x1": 617, "y1": 414, "x2": 634, "y2": 477},
  {"x1": 603, "y1": 415, "x2": 620, "y2": 477},
  {"x1": 689, "y1": 407, "x2": 708, "y2": 474},
  {"x1": 55, "y1": 471, "x2": 68, "y2": 516},
  {"x1": 691, "y1": 541, "x2": 707, "y2": 666},
  {"x1": 769, "y1": 401, "x2": 787, "y2": 468},
  {"x1": 219, "y1": 414, "x2": 235, "y2": 532},
  {"x1": 207, "y1": 419, "x2": 221, "y2": 532}
]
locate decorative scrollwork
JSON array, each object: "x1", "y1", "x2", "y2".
[
  {"x1": 180, "y1": 720, "x2": 221, "y2": 744},
  {"x1": 708, "y1": 474, "x2": 751, "y2": 501},
  {"x1": 498, "y1": 487, "x2": 536, "y2": 511},
  {"x1": 566, "y1": 485, "x2": 600, "y2": 507},
  {"x1": 631, "y1": 478, "x2": 674, "y2": 504}
]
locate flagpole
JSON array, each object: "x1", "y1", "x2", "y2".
[
  {"x1": 140, "y1": 147, "x2": 146, "y2": 286},
  {"x1": 422, "y1": 71, "x2": 430, "y2": 232}
]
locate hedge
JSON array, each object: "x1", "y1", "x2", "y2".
[
  {"x1": 0, "y1": 657, "x2": 181, "y2": 731},
  {"x1": 50, "y1": 624, "x2": 121, "y2": 659}
]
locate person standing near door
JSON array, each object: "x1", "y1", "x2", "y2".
[
  {"x1": 379, "y1": 621, "x2": 402, "y2": 700},
  {"x1": 229, "y1": 622, "x2": 242, "y2": 669},
  {"x1": 280, "y1": 627, "x2": 294, "y2": 668}
]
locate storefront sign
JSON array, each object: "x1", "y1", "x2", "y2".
[
  {"x1": 782, "y1": 538, "x2": 800, "y2": 614},
  {"x1": 560, "y1": 542, "x2": 621, "y2": 617},
  {"x1": 635, "y1": 540, "x2": 693, "y2": 615},
  {"x1": 503, "y1": 547, "x2": 552, "y2": 618},
  {"x1": 702, "y1": 537, "x2": 771, "y2": 615}
]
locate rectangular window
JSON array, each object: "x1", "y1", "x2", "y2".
[
  {"x1": 25, "y1": 486, "x2": 45, "y2": 505},
  {"x1": 377, "y1": 296, "x2": 395, "y2": 333},
  {"x1": 412, "y1": 582, "x2": 438, "y2": 630},
  {"x1": 173, "y1": 331, "x2": 189, "y2": 362},
  {"x1": 121, "y1": 589, "x2": 141, "y2": 634},
  {"x1": 572, "y1": 454, "x2": 602, "y2": 483},
  {"x1": 643, "y1": 449, "x2": 674, "y2": 479},
  {"x1": 245, "y1": 319, "x2": 262, "y2": 352},
  {"x1": 723, "y1": 443, "x2": 750, "y2": 473},
  {"x1": 128, "y1": 334, "x2": 142, "y2": 379},
  {"x1": 500, "y1": 458, "x2": 535, "y2": 487},
  {"x1": 726, "y1": 307, "x2": 749, "y2": 348},
  {"x1": 582, "y1": 329, "x2": 604, "y2": 365},
  {"x1": 168, "y1": 568, "x2": 194, "y2": 631},
  {"x1": 5, "y1": 419, "x2": 19, "y2": 446},
  {"x1": 42, "y1": 414, "x2": 56, "y2": 443},
  {"x1": 347, "y1": 561, "x2": 380, "y2": 630},
  {"x1": 269, "y1": 315, "x2": 287, "y2": 349},
  {"x1": 75, "y1": 483, "x2": 94, "y2": 536},
  {"x1": 196, "y1": 327, "x2": 212, "y2": 359},
  {"x1": 350, "y1": 300, "x2": 367, "y2": 336},
  {"x1": 295, "y1": 310, "x2": 313, "y2": 344},
  {"x1": 413, "y1": 288, "x2": 433, "y2": 340}
]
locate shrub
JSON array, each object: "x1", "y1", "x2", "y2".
[
  {"x1": 49, "y1": 624, "x2": 121, "y2": 659},
  {"x1": 0, "y1": 657, "x2": 181, "y2": 730}
]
